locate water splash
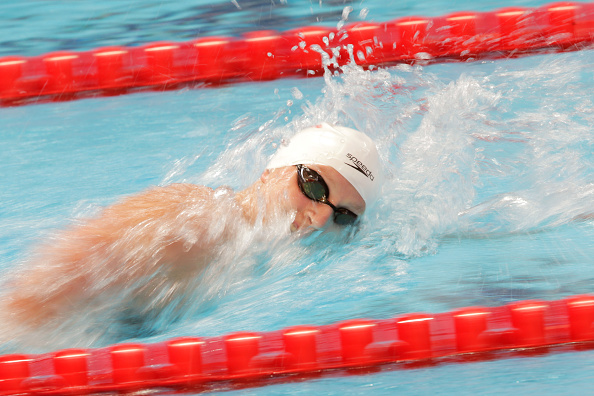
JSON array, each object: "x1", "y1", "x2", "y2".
[
  {"x1": 2, "y1": 52, "x2": 593, "y2": 353},
  {"x1": 199, "y1": 54, "x2": 593, "y2": 259}
]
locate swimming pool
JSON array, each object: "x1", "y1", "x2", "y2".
[{"x1": 1, "y1": 0, "x2": 594, "y2": 394}]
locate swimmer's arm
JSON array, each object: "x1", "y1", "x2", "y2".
[{"x1": 3, "y1": 183, "x2": 224, "y2": 327}]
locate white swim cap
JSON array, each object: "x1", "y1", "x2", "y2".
[{"x1": 267, "y1": 123, "x2": 381, "y2": 208}]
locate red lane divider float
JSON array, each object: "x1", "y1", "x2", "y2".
[
  {"x1": 2, "y1": 295, "x2": 594, "y2": 395},
  {"x1": 1, "y1": 2, "x2": 594, "y2": 106}
]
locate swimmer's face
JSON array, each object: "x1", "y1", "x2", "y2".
[{"x1": 266, "y1": 164, "x2": 365, "y2": 233}]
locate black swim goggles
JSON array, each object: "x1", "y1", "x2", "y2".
[{"x1": 296, "y1": 164, "x2": 358, "y2": 226}]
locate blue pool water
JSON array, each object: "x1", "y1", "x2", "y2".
[{"x1": 1, "y1": 0, "x2": 594, "y2": 394}]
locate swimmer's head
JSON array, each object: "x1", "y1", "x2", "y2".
[{"x1": 267, "y1": 123, "x2": 381, "y2": 210}]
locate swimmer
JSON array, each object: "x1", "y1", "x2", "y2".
[{"x1": 0, "y1": 123, "x2": 380, "y2": 342}]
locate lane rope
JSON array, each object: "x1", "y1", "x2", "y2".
[
  {"x1": 1, "y1": 2, "x2": 593, "y2": 106},
  {"x1": 2, "y1": 295, "x2": 594, "y2": 395}
]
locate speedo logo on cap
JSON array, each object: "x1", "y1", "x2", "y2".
[{"x1": 345, "y1": 153, "x2": 374, "y2": 181}]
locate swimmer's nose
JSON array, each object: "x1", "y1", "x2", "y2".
[{"x1": 306, "y1": 202, "x2": 334, "y2": 229}]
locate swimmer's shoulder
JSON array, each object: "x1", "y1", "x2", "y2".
[
  {"x1": 153, "y1": 183, "x2": 237, "y2": 200},
  {"x1": 103, "y1": 183, "x2": 220, "y2": 219},
  {"x1": 155, "y1": 183, "x2": 215, "y2": 197},
  {"x1": 139, "y1": 183, "x2": 218, "y2": 200}
]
